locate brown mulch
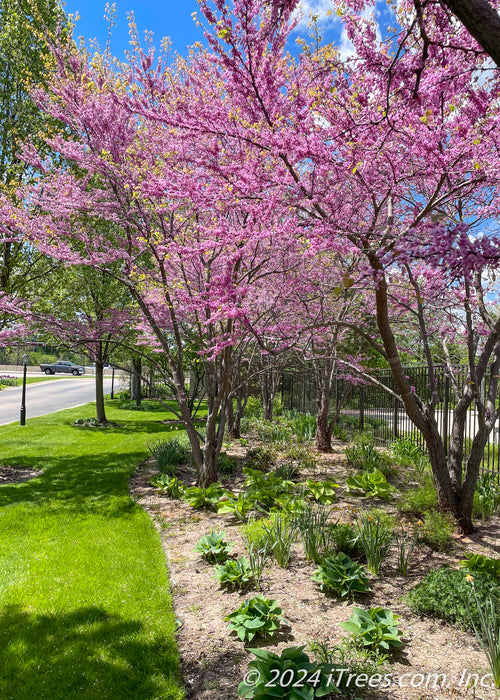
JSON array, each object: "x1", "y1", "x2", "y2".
[
  {"x1": 129, "y1": 442, "x2": 500, "y2": 700},
  {"x1": 0, "y1": 465, "x2": 42, "y2": 484}
]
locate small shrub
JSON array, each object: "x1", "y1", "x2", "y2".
[
  {"x1": 355, "y1": 511, "x2": 393, "y2": 575},
  {"x1": 241, "y1": 519, "x2": 270, "y2": 551},
  {"x1": 420, "y1": 511, "x2": 454, "y2": 551},
  {"x1": 255, "y1": 420, "x2": 292, "y2": 446},
  {"x1": 340, "y1": 607, "x2": 404, "y2": 653},
  {"x1": 460, "y1": 553, "x2": 500, "y2": 578},
  {"x1": 346, "y1": 469, "x2": 393, "y2": 500},
  {"x1": 245, "y1": 396, "x2": 263, "y2": 419},
  {"x1": 238, "y1": 646, "x2": 335, "y2": 699},
  {"x1": 329, "y1": 522, "x2": 364, "y2": 558},
  {"x1": 150, "y1": 474, "x2": 184, "y2": 499},
  {"x1": 213, "y1": 556, "x2": 254, "y2": 590},
  {"x1": 148, "y1": 438, "x2": 187, "y2": 475},
  {"x1": 406, "y1": 566, "x2": 500, "y2": 629},
  {"x1": 285, "y1": 444, "x2": 316, "y2": 471},
  {"x1": 473, "y1": 473, "x2": 500, "y2": 520},
  {"x1": 225, "y1": 595, "x2": 287, "y2": 643},
  {"x1": 245, "y1": 446, "x2": 276, "y2": 472},
  {"x1": 195, "y1": 531, "x2": 233, "y2": 563},
  {"x1": 183, "y1": 483, "x2": 224, "y2": 510},
  {"x1": 397, "y1": 476, "x2": 437, "y2": 516},
  {"x1": 312, "y1": 552, "x2": 371, "y2": 598},
  {"x1": 0, "y1": 375, "x2": 17, "y2": 387},
  {"x1": 218, "y1": 451, "x2": 239, "y2": 474}
]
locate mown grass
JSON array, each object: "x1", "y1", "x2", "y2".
[{"x1": 0, "y1": 401, "x2": 184, "y2": 700}]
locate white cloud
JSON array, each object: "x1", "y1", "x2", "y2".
[
  {"x1": 292, "y1": 0, "x2": 338, "y2": 31},
  {"x1": 337, "y1": 6, "x2": 382, "y2": 60}
]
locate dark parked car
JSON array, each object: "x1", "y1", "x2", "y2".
[{"x1": 39, "y1": 360, "x2": 86, "y2": 376}]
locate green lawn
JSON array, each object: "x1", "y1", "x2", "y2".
[{"x1": 0, "y1": 402, "x2": 184, "y2": 700}]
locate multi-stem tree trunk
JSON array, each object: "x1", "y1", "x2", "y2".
[{"x1": 369, "y1": 256, "x2": 500, "y2": 534}]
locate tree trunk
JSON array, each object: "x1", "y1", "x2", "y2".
[
  {"x1": 227, "y1": 396, "x2": 235, "y2": 437},
  {"x1": 316, "y1": 384, "x2": 332, "y2": 452},
  {"x1": 232, "y1": 392, "x2": 248, "y2": 439},
  {"x1": 261, "y1": 367, "x2": 274, "y2": 420},
  {"x1": 441, "y1": 0, "x2": 500, "y2": 67},
  {"x1": 130, "y1": 355, "x2": 142, "y2": 407},
  {"x1": 95, "y1": 359, "x2": 107, "y2": 423}
]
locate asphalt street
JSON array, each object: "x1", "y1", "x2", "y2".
[{"x1": 0, "y1": 376, "x2": 114, "y2": 425}]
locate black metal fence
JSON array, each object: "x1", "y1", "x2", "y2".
[{"x1": 282, "y1": 366, "x2": 500, "y2": 475}]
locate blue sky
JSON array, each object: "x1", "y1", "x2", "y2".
[
  {"x1": 62, "y1": 1, "x2": 373, "y2": 59},
  {"x1": 64, "y1": 1, "x2": 202, "y2": 57}
]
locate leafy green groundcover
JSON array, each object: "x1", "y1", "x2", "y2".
[{"x1": 0, "y1": 402, "x2": 184, "y2": 699}]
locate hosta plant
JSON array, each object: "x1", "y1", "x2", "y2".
[
  {"x1": 459, "y1": 553, "x2": 500, "y2": 578},
  {"x1": 217, "y1": 492, "x2": 255, "y2": 522},
  {"x1": 312, "y1": 552, "x2": 371, "y2": 598},
  {"x1": 304, "y1": 479, "x2": 339, "y2": 505},
  {"x1": 195, "y1": 531, "x2": 233, "y2": 563},
  {"x1": 238, "y1": 645, "x2": 337, "y2": 699},
  {"x1": 150, "y1": 474, "x2": 185, "y2": 499},
  {"x1": 345, "y1": 469, "x2": 393, "y2": 500},
  {"x1": 243, "y1": 467, "x2": 295, "y2": 509},
  {"x1": 213, "y1": 556, "x2": 254, "y2": 590},
  {"x1": 225, "y1": 595, "x2": 288, "y2": 643},
  {"x1": 183, "y1": 483, "x2": 224, "y2": 510},
  {"x1": 339, "y1": 607, "x2": 404, "y2": 653}
]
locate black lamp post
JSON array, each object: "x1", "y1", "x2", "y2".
[
  {"x1": 20, "y1": 353, "x2": 29, "y2": 426},
  {"x1": 111, "y1": 366, "x2": 115, "y2": 399}
]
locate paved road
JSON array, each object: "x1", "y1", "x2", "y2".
[{"x1": 0, "y1": 377, "x2": 114, "y2": 425}]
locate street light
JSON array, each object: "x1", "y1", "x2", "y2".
[
  {"x1": 111, "y1": 365, "x2": 115, "y2": 399},
  {"x1": 20, "y1": 353, "x2": 29, "y2": 426}
]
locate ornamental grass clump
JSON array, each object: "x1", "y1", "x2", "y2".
[
  {"x1": 263, "y1": 512, "x2": 297, "y2": 568},
  {"x1": 355, "y1": 511, "x2": 393, "y2": 575},
  {"x1": 466, "y1": 576, "x2": 500, "y2": 689},
  {"x1": 294, "y1": 503, "x2": 335, "y2": 563}
]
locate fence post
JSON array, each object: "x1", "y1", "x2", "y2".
[
  {"x1": 393, "y1": 395, "x2": 399, "y2": 439},
  {"x1": 359, "y1": 386, "x2": 365, "y2": 432},
  {"x1": 443, "y1": 375, "x2": 449, "y2": 457}
]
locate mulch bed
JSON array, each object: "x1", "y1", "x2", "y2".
[
  {"x1": 0, "y1": 465, "x2": 43, "y2": 484},
  {"x1": 129, "y1": 441, "x2": 500, "y2": 700}
]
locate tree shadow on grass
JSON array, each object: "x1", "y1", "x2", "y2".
[
  {"x1": 0, "y1": 605, "x2": 183, "y2": 700},
  {"x1": 0, "y1": 417, "x2": 179, "y2": 512}
]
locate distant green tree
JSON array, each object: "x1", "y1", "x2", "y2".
[{"x1": 0, "y1": 0, "x2": 69, "y2": 329}]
